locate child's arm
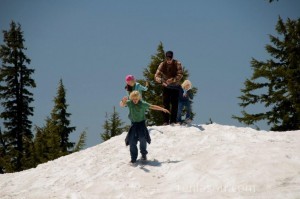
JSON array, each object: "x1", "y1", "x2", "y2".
[
  {"x1": 150, "y1": 105, "x2": 170, "y2": 114},
  {"x1": 167, "y1": 84, "x2": 181, "y2": 90},
  {"x1": 138, "y1": 83, "x2": 148, "y2": 91},
  {"x1": 120, "y1": 96, "x2": 128, "y2": 107},
  {"x1": 187, "y1": 90, "x2": 194, "y2": 100}
]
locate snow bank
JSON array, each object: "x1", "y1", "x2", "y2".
[{"x1": 1, "y1": 123, "x2": 300, "y2": 199}]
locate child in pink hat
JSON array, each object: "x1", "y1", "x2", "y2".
[{"x1": 125, "y1": 75, "x2": 148, "y2": 99}]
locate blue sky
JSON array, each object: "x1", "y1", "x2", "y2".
[{"x1": 0, "y1": 0, "x2": 299, "y2": 148}]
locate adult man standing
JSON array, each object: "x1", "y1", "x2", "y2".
[{"x1": 155, "y1": 51, "x2": 183, "y2": 125}]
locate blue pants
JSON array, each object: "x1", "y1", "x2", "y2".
[
  {"x1": 177, "y1": 101, "x2": 191, "y2": 123},
  {"x1": 126, "y1": 121, "x2": 150, "y2": 161},
  {"x1": 130, "y1": 136, "x2": 147, "y2": 161}
]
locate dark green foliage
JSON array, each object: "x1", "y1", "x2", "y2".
[
  {"x1": 138, "y1": 42, "x2": 165, "y2": 126},
  {"x1": 51, "y1": 79, "x2": 76, "y2": 152},
  {"x1": 0, "y1": 21, "x2": 36, "y2": 172},
  {"x1": 101, "y1": 107, "x2": 125, "y2": 141},
  {"x1": 0, "y1": 22, "x2": 85, "y2": 172},
  {"x1": 73, "y1": 131, "x2": 87, "y2": 152},
  {"x1": 233, "y1": 17, "x2": 300, "y2": 131},
  {"x1": 139, "y1": 42, "x2": 197, "y2": 125},
  {"x1": 32, "y1": 118, "x2": 64, "y2": 164},
  {"x1": 0, "y1": 128, "x2": 7, "y2": 173},
  {"x1": 206, "y1": 118, "x2": 214, "y2": 125},
  {"x1": 101, "y1": 113, "x2": 111, "y2": 141},
  {"x1": 32, "y1": 126, "x2": 49, "y2": 164},
  {"x1": 33, "y1": 79, "x2": 79, "y2": 164}
]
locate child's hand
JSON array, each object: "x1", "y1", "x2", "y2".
[
  {"x1": 145, "y1": 81, "x2": 149, "y2": 87},
  {"x1": 162, "y1": 82, "x2": 168, "y2": 87},
  {"x1": 122, "y1": 96, "x2": 128, "y2": 103},
  {"x1": 120, "y1": 96, "x2": 128, "y2": 107},
  {"x1": 162, "y1": 108, "x2": 170, "y2": 114}
]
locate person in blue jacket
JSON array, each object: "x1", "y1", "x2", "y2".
[
  {"x1": 176, "y1": 80, "x2": 193, "y2": 124},
  {"x1": 125, "y1": 75, "x2": 148, "y2": 99}
]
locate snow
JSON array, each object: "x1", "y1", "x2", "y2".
[{"x1": 1, "y1": 123, "x2": 300, "y2": 199}]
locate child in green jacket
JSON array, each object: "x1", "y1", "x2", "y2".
[{"x1": 120, "y1": 91, "x2": 169, "y2": 163}]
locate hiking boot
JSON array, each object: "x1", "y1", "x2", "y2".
[
  {"x1": 185, "y1": 119, "x2": 192, "y2": 124},
  {"x1": 141, "y1": 154, "x2": 147, "y2": 161}
]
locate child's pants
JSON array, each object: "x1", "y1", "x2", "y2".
[
  {"x1": 177, "y1": 101, "x2": 191, "y2": 122},
  {"x1": 130, "y1": 136, "x2": 147, "y2": 161},
  {"x1": 126, "y1": 121, "x2": 149, "y2": 161}
]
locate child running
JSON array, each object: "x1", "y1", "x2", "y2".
[
  {"x1": 120, "y1": 91, "x2": 170, "y2": 164},
  {"x1": 176, "y1": 80, "x2": 194, "y2": 124},
  {"x1": 125, "y1": 75, "x2": 148, "y2": 99}
]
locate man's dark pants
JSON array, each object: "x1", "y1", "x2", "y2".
[{"x1": 163, "y1": 87, "x2": 179, "y2": 124}]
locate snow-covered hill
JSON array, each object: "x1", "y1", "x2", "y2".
[{"x1": 1, "y1": 123, "x2": 300, "y2": 199}]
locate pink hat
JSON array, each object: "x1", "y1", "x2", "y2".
[{"x1": 125, "y1": 75, "x2": 135, "y2": 82}]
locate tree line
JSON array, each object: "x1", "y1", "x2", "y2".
[{"x1": 0, "y1": 22, "x2": 86, "y2": 173}]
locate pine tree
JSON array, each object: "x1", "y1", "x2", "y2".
[
  {"x1": 233, "y1": 17, "x2": 300, "y2": 131},
  {"x1": 0, "y1": 21, "x2": 36, "y2": 172},
  {"x1": 32, "y1": 80, "x2": 86, "y2": 165},
  {"x1": 51, "y1": 79, "x2": 76, "y2": 152},
  {"x1": 73, "y1": 131, "x2": 87, "y2": 152},
  {"x1": 32, "y1": 126, "x2": 48, "y2": 164},
  {"x1": 0, "y1": 127, "x2": 6, "y2": 173},
  {"x1": 31, "y1": 118, "x2": 61, "y2": 164},
  {"x1": 101, "y1": 107, "x2": 125, "y2": 141},
  {"x1": 101, "y1": 113, "x2": 111, "y2": 141},
  {"x1": 138, "y1": 42, "x2": 165, "y2": 126},
  {"x1": 206, "y1": 118, "x2": 214, "y2": 125},
  {"x1": 110, "y1": 107, "x2": 124, "y2": 137},
  {"x1": 33, "y1": 79, "x2": 75, "y2": 162},
  {"x1": 140, "y1": 42, "x2": 197, "y2": 125}
]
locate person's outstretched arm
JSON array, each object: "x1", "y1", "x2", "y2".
[
  {"x1": 137, "y1": 83, "x2": 148, "y2": 91},
  {"x1": 187, "y1": 90, "x2": 194, "y2": 100},
  {"x1": 150, "y1": 105, "x2": 170, "y2": 114},
  {"x1": 120, "y1": 96, "x2": 128, "y2": 107}
]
